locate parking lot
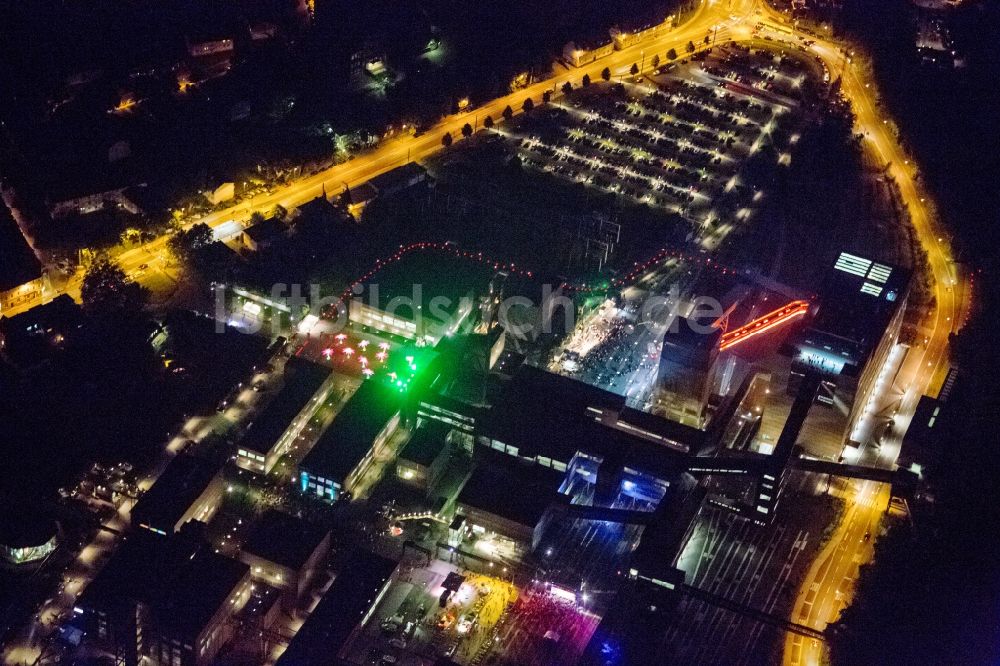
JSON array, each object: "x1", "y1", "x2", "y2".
[{"x1": 503, "y1": 46, "x2": 814, "y2": 250}]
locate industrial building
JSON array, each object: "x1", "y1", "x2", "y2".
[
  {"x1": 655, "y1": 315, "x2": 722, "y2": 428},
  {"x1": 236, "y1": 358, "x2": 333, "y2": 474},
  {"x1": 396, "y1": 423, "x2": 451, "y2": 490},
  {"x1": 74, "y1": 531, "x2": 251, "y2": 666},
  {"x1": 239, "y1": 510, "x2": 331, "y2": 610},
  {"x1": 131, "y1": 454, "x2": 225, "y2": 535},
  {"x1": 455, "y1": 448, "x2": 565, "y2": 553},
  {"x1": 789, "y1": 251, "x2": 910, "y2": 442},
  {"x1": 297, "y1": 379, "x2": 402, "y2": 502},
  {"x1": 348, "y1": 249, "x2": 485, "y2": 343},
  {"x1": 276, "y1": 550, "x2": 397, "y2": 665}
]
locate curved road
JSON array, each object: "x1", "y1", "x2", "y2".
[{"x1": 15, "y1": 3, "x2": 963, "y2": 665}]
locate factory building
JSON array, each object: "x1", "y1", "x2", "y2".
[{"x1": 236, "y1": 358, "x2": 333, "y2": 474}]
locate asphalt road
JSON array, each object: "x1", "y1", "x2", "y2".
[
  {"x1": 4, "y1": 2, "x2": 968, "y2": 665},
  {"x1": 6, "y1": 0, "x2": 752, "y2": 316},
  {"x1": 746, "y1": 6, "x2": 965, "y2": 665}
]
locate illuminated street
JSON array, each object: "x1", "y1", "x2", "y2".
[{"x1": 2, "y1": 1, "x2": 993, "y2": 665}]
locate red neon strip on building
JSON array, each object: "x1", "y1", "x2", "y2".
[{"x1": 719, "y1": 300, "x2": 810, "y2": 351}]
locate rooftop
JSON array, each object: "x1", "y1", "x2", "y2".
[
  {"x1": 660, "y1": 316, "x2": 722, "y2": 363},
  {"x1": 0, "y1": 294, "x2": 82, "y2": 367},
  {"x1": 299, "y1": 379, "x2": 401, "y2": 483},
  {"x1": 352, "y1": 248, "x2": 488, "y2": 323},
  {"x1": 155, "y1": 548, "x2": 249, "y2": 640},
  {"x1": 295, "y1": 194, "x2": 341, "y2": 222},
  {"x1": 367, "y1": 162, "x2": 427, "y2": 194},
  {"x1": 399, "y1": 423, "x2": 448, "y2": 467},
  {"x1": 0, "y1": 204, "x2": 42, "y2": 293},
  {"x1": 243, "y1": 216, "x2": 287, "y2": 244},
  {"x1": 78, "y1": 531, "x2": 249, "y2": 640},
  {"x1": 240, "y1": 358, "x2": 330, "y2": 455},
  {"x1": 131, "y1": 454, "x2": 222, "y2": 533},
  {"x1": 276, "y1": 550, "x2": 396, "y2": 665},
  {"x1": 241, "y1": 510, "x2": 330, "y2": 571},
  {"x1": 457, "y1": 449, "x2": 565, "y2": 528},
  {"x1": 486, "y1": 365, "x2": 696, "y2": 472},
  {"x1": 629, "y1": 474, "x2": 703, "y2": 580},
  {"x1": 805, "y1": 251, "x2": 910, "y2": 364}
]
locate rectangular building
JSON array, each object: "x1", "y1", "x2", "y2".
[
  {"x1": 455, "y1": 448, "x2": 565, "y2": 552},
  {"x1": 791, "y1": 251, "x2": 910, "y2": 442},
  {"x1": 276, "y1": 550, "x2": 397, "y2": 665},
  {"x1": 656, "y1": 316, "x2": 722, "y2": 428},
  {"x1": 396, "y1": 423, "x2": 451, "y2": 490},
  {"x1": 0, "y1": 294, "x2": 81, "y2": 369},
  {"x1": 131, "y1": 454, "x2": 224, "y2": 535},
  {"x1": 348, "y1": 249, "x2": 483, "y2": 344},
  {"x1": 297, "y1": 379, "x2": 402, "y2": 502},
  {"x1": 239, "y1": 510, "x2": 331, "y2": 610},
  {"x1": 367, "y1": 162, "x2": 428, "y2": 198},
  {"x1": 236, "y1": 358, "x2": 333, "y2": 474},
  {"x1": 75, "y1": 531, "x2": 251, "y2": 666}
]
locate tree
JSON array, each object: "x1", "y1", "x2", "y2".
[
  {"x1": 502, "y1": 105, "x2": 514, "y2": 121},
  {"x1": 81, "y1": 256, "x2": 148, "y2": 317},
  {"x1": 119, "y1": 228, "x2": 141, "y2": 246},
  {"x1": 686, "y1": 40, "x2": 696, "y2": 54},
  {"x1": 601, "y1": 67, "x2": 611, "y2": 81},
  {"x1": 704, "y1": 34, "x2": 711, "y2": 45},
  {"x1": 667, "y1": 48, "x2": 678, "y2": 61},
  {"x1": 272, "y1": 204, "x2": 288, "y2": 221},
  {"x1": 651, "y1": 54, "x2": 661, "y2": 70},
  {"x1": 561, "y1": 81, "x2": 573, "y2": 95},
  {"x1": 630, "y1": 62, "x2": 639, "y2": 76},
  {"x1": 483, "y1": 115, "x2": 494, "y2": 129},
  {"x1": 542, "y1": 90, "x2": 551, "y2": 104},
  {"x1": 461, "y1": 123, "x2": 473, "y2": 139},
  {"x1": 168, "y1": 222, "x2": 213, "y2": 263},
  {"x1": 522, "y1": 98, "x2": 534, "y2": 113},
  {"x1": 249, "y1": 211, "x2": 266, "y2": 226},
  {"x1": 582, "y1": 73, "x2": 591, "y2": 87},
  {"x1": 442, "y1": 132, "x2": 453, "y2": 148}
]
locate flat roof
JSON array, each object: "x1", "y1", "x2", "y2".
[
  {"x1": 131, "y1": 454, "x2": 221, "y2": 533},
  {"x1": 457, "y1": 449, "x2": 564, "y2": 528},
  {"x1": 660, "y1": 316, "x2": 722, "y2": 368},
  {"x1": 399, "y1": 423, "x2": 448, "y2": 467},
  {"x1": 0, "y1": 204, "x2": 41, "y2": 292},
  {"x1": 486, "y1": 366, "x2": 695, "y2": 473},
  {"x1": 352, "y1": 248, "x2": 488, "y2": 323},
  {"x1": 78, "y1": 531, "x2": 248, "y2": 641},
  {"x1": 241, "y1": 510, "x2": 329, "y2": 571},
  {"x1": 629, "y1": 475, "x2": 703, "y2": 579},
  {"x1": 299, "y1": 379, "x2": 400, "y2": 483},
  {"x1": 243, "y1": 216, "x2": 286, "y2": 243},
  {"x1": 77, "y1": 530, "x2": 187, "y2": 611},
  {"x1": 277, "y1": 550, "x2": 396, "y2": 665},
  {"x1": 156, "y1": 548, "x2": 249, "y2": 640},
  {"x1": 240, "y1": 358, "x2": 330, "y2": 455},
  {"x1": 367, "y1": 162, "x2": 427, "y2": 193},
  {"x1": 807, "y1": 251, "x2": 910, "y2": 363}
]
